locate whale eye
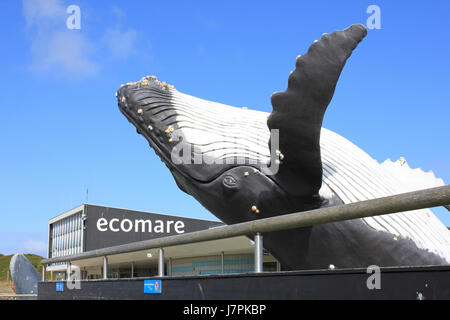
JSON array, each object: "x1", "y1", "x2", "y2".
[{"x1": 223, "y1": 175, "x2": 238, "y2": 188}]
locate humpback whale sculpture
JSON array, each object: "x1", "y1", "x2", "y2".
[
  {"x1": 9, "y1": 254, "x2": 40, "y2": 299},
  {"x1": 117, "y1": 24, "x2": 450, "y2": 270}
]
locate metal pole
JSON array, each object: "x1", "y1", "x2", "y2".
[
  {"x1": 169, "y1": 258, "x2": 172, "y2": 276},
  {"x1": 158, "y1": 248, "x2": 165, "y2": 277},
  {"x1": 254, "y1": 233, "x2": 263, "y2": 273},
  {"x1": 42, "y1": 264, "x2": 46, "y2": 281},
  {"x1": 67, "y1": 261, "x2": 71, "y2": 281},
  {"x1": 221, "y1": 252, "x2": 225, "y2": 274},
  {"x1": 103, "y1": 256, "x2": 108, "y2": 279},
  {"x1": 131, "y1": 262, "x2": 134, "y2": 279}
]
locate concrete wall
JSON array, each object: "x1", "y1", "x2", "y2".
[{"x1": 38, "y1": 265, "x2": 450, "y2": 300}]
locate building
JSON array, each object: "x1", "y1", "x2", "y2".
[{"x1": 46, "y1": 204, "x2": 279, "y2": 280}]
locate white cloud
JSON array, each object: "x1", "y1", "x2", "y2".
[
  {"x1": 102, "y1": 28, "x2": 138, "y2": 60},
  {"x1": 23, "y1": 240, "x2": 47, "y2": 255},
  {"x1": 23, "y1": 0, "x2": 99, "y2": 77},
  {"x1": 22, "y1": 1, "x2": 138, "y2": 78},
  {"x1": 102, "y1": 6, "x2": 138, "y2": 60},
  {"x1": 111, "y1": 6, "x2": 126, "y2": 22},
  {"x1": 31, "y1": 30, "x2": 99, "y2": 76},
  {"x1": 23, "y1": 0, "x2": 66, "y2": 27}
]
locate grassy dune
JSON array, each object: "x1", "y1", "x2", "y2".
[{"x1": 0, "y1": 278, "x2": 13, "y2": 294}]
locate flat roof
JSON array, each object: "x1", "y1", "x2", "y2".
[{"x1": 48, "y1": 204, "x2": 84, "y2": 224}]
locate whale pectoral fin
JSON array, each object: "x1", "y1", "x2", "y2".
[{"x1": 268, "y1": 24, "x2": 367, "y2": 196}]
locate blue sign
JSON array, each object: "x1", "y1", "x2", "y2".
[
  {"x1": 144, "y1": 280, "x2": 162, "y2": 294},
  {"x1": 56, "y1": 282, "x2": 64, "y2": 292}
]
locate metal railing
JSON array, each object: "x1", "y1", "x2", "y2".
[{"x1": 41, "y1": 185, "x2": 450, "y2": 279}]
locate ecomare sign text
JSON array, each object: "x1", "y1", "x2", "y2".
[{"x1": 96, "y1": 217, "x2": 185, "y2": 234}]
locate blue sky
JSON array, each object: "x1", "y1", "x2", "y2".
[{"x1": 0, "y1": 0, "x2": 448, "y2": 256}]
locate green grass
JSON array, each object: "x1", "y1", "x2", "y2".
[{"x1": 0, "y1": 254, "x2": 46, "y2": 280}]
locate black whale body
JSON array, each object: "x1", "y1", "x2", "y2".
[{"x1": 117, "y1": 24, "x2": 450, "y2": 270}]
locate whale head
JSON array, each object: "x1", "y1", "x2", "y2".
[{"x1": 117, "y1": 77, "x2": 323, "y2": 228}]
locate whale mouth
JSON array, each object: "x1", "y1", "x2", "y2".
[{"x1": 117, "y1": 76, "x2": 273, "y2": 184}]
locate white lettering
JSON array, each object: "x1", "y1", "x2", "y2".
[
  {"x1": 166, "y1": 220, "x2": 174, "y2": 233},
  {"x1": 366, "y1": 265, "x2": 381, "y2": 289},
  {"x1": 66, "y1": 5, "x2": 81, "y2": 30},
  {"x1": 96, "y1": 218, "x2": 186, "y2": 234},
  {"x1": 184, "y1": 304, "x2": 218, "y2": 317},
  {"x1": 135, "y1": 219, "x2": 151, "y2": 232},
  {"x1": 67, "y1": 265, "x2": 81, "y2": 290},
  {"x1": 109, "y1": 218, "x2": 120, "y2": 232},
  {"x1": 97, "y1": 218, "x2": 108, "y2": 232},
  {"x1": 366, "y1": 5, "x2": 381, "y2": 30},
  {"x1": 175, "y1": 221, "x2": 185, "y2": 234},
  {"x1": 120, "y1": 219, "x2": 133, "y2": 232},
  {"x1": 154, "y1": 220, "x2": 164, "y2": 233}
]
